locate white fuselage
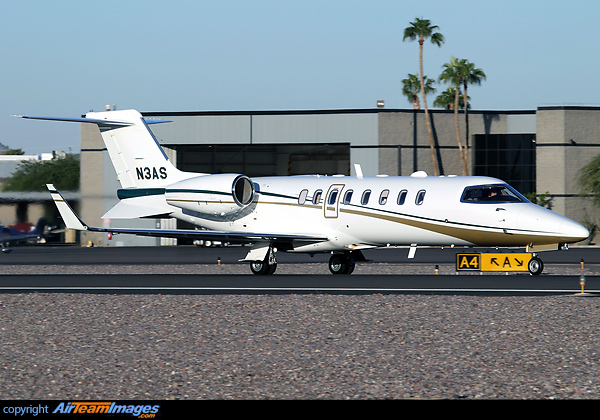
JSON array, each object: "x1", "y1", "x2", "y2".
[{"x1": 158, "y1": 173, "x2": 589, "y2": 253}]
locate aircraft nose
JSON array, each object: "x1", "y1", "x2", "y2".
[{"x1": 560, "y1": 219, "x2": 590, "y2": 243}]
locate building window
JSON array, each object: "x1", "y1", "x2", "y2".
[{"x1": 474, "y1": 134, "x2": 536, "y2": 195}]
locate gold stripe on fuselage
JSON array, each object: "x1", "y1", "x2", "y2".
[
  {"x1": 339, "y1": 208, "x2": 556, "y2": 246},
  {"x1": 255, "y1": 199, "x2": 559, "y2": 246}
]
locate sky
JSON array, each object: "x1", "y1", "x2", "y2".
[{"x1": 2, "y1": 0, "x2": 599, "y2": 154}]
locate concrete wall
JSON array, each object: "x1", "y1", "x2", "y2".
[
  {"x1": 537, "y1": 107, "x2": 600, "y2": 229},
  {"x1": 150, "y1": 111, "x2": 380, "y2": 176},
  {"x1": 377, "y1": 110, "x2": 529, "y2": 177},
  {"x1": 79, "y1": 123, "x2": 106, "y2": 246},
  {"x1": 0, "y1": 203, "x2": 44, "y2": 226}
]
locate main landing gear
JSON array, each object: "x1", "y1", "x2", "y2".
[
  {"x1": 250, "y1": 246, "x2": 278, "y2": 275},
  {"x1": 328, "y1": 253, "x2": 356, "y2": 275},
  {"x1": 249, "y1": 248, "x2": 368, "y2": 275},
  {"x1": 327, "y1": 251, "x2": 370, "y2": 274},
  {"x1": 250, "y1": 259, "x2": 277, "y2": 275}
]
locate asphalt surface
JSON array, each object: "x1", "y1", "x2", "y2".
[
  {"x1": 1, "y1": 243, "x2": 599, "y2": 265},
  {"x1": 1, "y1": 244, "x2": 598, "y2": 296},
  {"x1": 1, "y1": 273, "x2": 598, "y2": 296}
]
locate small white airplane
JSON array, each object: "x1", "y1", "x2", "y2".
[{"x1": 18, "y1": 109, "x2": 589, "y2": 275}]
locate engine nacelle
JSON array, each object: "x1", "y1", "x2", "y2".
[{"x1": 165, "y1": 174, "x2": 255, "y2": 216}]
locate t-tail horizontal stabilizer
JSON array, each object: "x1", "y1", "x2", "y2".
[{"x1": 15, "y1": 115, "x2": 171, "y2": 126}]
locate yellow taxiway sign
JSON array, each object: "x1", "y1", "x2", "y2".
[{"x1": 456, "y1": 253, "x2": 533, "y2": 272}]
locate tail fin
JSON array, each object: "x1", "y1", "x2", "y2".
[
  {"x1": 18, "y1": 109, "x2": 193, "y2": 189},
  {"x1": 84, "y1": 109, "x2": 189, "y2": 188},
  {"x1": 31, "y1": 217, "x2": 47, "y2": 234}
]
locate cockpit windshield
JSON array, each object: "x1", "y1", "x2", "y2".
[{"x1": 461, "y1": 184, "x2": 527, "y2": 203}]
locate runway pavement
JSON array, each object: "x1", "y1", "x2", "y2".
[
  {"x1": 1, "y1": 273, "x2": 598, "y2": 296},
  {"x1": 1, "y1": 245, "x2": 599, "y2": 296},
  {"x1": 2, "y1": 243, "x2": 599, "y2": 265}
]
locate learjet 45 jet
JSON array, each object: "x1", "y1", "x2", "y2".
[{"x1": 18, "y1": 109, "x2": 589, "y2": 275}]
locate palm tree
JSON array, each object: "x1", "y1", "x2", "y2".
[
  {"x1": 401, "y1": 73, "x2": 436, "y2": 109},
  {"x1": 457, "y1": 59, "x2": 486, "y2": 156},
  {"x1": 439, "y1": 57, "x2": 468, "y2": 175},
  {"x1": 403, "y1": 18, "x2": 445, "y2": 176},
  {"x1": 434, "y1": 87, "x2": 469, "y2": 110}
]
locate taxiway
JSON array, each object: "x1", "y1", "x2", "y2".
[{"x1": 0, "y1": 245, "x2": 598, "y2": 296}]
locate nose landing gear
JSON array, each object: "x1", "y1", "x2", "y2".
[{"x1": 527, "y1": 255, "x2": 544, "y2": 275}]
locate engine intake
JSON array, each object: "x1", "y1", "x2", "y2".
[{"x1": 165, "y1": 174, "x2": 255, "y2": 216}]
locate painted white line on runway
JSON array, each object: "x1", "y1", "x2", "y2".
[{"x1": 0, "y1": 286, "x2": 596, "y2": 294}]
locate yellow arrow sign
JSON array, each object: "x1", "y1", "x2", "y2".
[
  {"x1": 456, "y1": 253, "x2": 533, "y2": 272},
  {"x1": 480, "y1": 253, "x2": 532, "y2": 272}
]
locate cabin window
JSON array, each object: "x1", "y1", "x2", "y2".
[
  {"x1": 397, "y1": 189, "x2": 407, "y2": 205},
  {"x1": 298, "y1": 189, "x2": 308, "y2": 205},
  {"x1": 313, "y1": 190, "x2": 323, "y2": 205},
  {"x1": 328, "y1": 189, "x2": 339, "y2": 205},
  {"x1": 361, "y1": 190, "x2": 371, "y2": 205},
  {"x1": 415, "y1": 190, "x2": 426, "y2": 205},
  {"x1": 379, "y1": 190, "x2": 390, "y2": 205},
  {"x1": 342, "y1": 190, "x2": 353, "y2": 204},
  {"x1": 461, "y1": 184, "x2": 525, "y2": 203}
]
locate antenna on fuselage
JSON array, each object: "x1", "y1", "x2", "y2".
[{"x1": 354, "y1": 164, "x2": 364, "y2": 179}]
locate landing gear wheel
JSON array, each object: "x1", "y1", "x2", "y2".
[
  {"x1": 250, "y1": 261, "x2": 277, "y2": 275},
  {"x1": 528, "y1": 256, "x2": 544, "y2": 275},
  {"x1": 328, "y1": 254, "x2": 355, "y2": 275},
  {"x1": 250, "y1": 246, "x2": 278, "y2": 275}
]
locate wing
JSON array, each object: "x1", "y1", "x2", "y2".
[
  {"x1": 0, "y1": 233, "x2": 41, "y2": 243},
  {"x1": 46, "y1": 184, "x2": 328, "y2": 244}
]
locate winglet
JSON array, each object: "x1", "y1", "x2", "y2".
[{"x1": 46, "y1": 184, "x2": 88, "y2": 231}]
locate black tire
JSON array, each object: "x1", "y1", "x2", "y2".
[
  {"x1": 329, "y1": 254, "x2": 355, "y2": 275},
  {"x1": 250, "y1": 261, "x2": 277, "y2": 275},
  {"x1": 528, "y1": 257, "x2": 543, "y2": 275}
]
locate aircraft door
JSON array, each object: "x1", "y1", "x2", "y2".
[{"x1": 324, "y1": 184, "x2": 344, "y2": 218}]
